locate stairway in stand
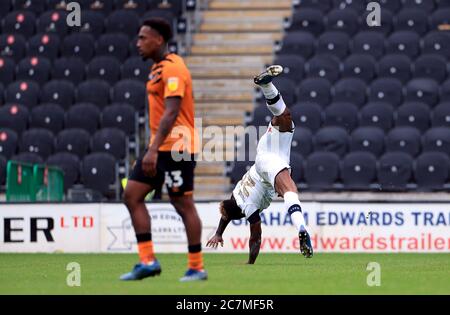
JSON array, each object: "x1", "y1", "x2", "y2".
[{"x1": 187, "y1": 0, "x2": 291, "y2": 200}]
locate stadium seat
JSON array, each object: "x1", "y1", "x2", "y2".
[
  {"x1": 101, "y1": 103, "x2": 137, "y2": 136},
  {"x1": 378, "y1": 152, "x2": 414, "y2": 191},
  {"x1": 61, "y1": 33, "x2": 96, "y2": 63},
  {"x1": 333, "y1": 78, "x2": 367, "y2": 107},
  {"x1": 377, "y1": 0, "x2": 402, "y2": 13},
  {"x1": 5, "y1": 80, "x2": 40, "y2": 108},
  {"x1": 413, "y1": 54, "x2": 448, "y2": 83},
  {"x1": 16, "y1": 56, "x2": 51, "y2": 85},
  {"x1": 0, "y1": 128, "x2": 19, "y2": 159},
  {"x1": 105, "y1": 10, "x2": 140, "y2": 39},
  {"x1": 19, "y1": 128, "x2": 55, "y2": 159},
  {"x1": 37, "y1": 10, "x2": 69, "y2": 37},
  {"x1": 0, "y1": 34, "x2": 26, "y2": 62},
  {"x1": 395, "y1": 102, "x2": 431, "y2": 132},
  {"x1": 229, "y1": 160, "x2": 253, "y2": 185},
  {"x1": 56, "y1": 128, "x2": 91, "y2": 158},
  {"x1": 121, "y1": 56, "x2": 153, "y2": 81},
  {"x1": 341, "y1": 54, "x2": 376, "y2": 83},
  {"x1": 377, "y1": 54, "x2": 412, "y2": 84},
  {"x1": 47, "y1": 152, "x2": 80, "y2": 191},
  {"x1": 80, "y1": 0, "x2": 114, "y2": 15},
  {"x1": 0, "y1": 57, "x2": 15, "y2": 85},
  {"x1": 325, "y1": 8, "x2": 359, "y2": 36},
  {"x1": 440, "y1": 79, "x2": 450, "y2": 102},
  {"x1": 272, "y1": 55, "x2": 305, "y2": 83},
  {"x1": 332, "y1": 0, "x2": 365, "y2": 13},
  {"x1": 340, "y1": 151, "x2": 377, "y2": 190},
  {"x1": 27, "y1": 33, "x2": 60, "y2": 60},
  {"x1": 395, "y1": 8, "x2": 429, "y2": 35},
  {"x1": 431, "y1": 102, "x2": 450, "y2": 128},
  {"x1": 114, "y1": 0, "x2": 148, "y2": 14},
  {"x1": 0, "y1": 104, "x2": 29, "y2": 135},
  {"x1": 112, "y1": 79, "x2": 146, "y2": 112},
  {"x1": 13, "y1": 0, "x2": 46, "y2": 14},
  {"x1": 81, "y1": 152, "x2": 117, "y2": 197},
  {"x1": 271, "y1": 77, "x2": 296, "y2": 106},
  {"x1": 350, "y1": 126, "x2": 386, "y2": 157},
  {"x1": 286, "y1": 8, "x2": 324, "y2": 35},
  {"x1": 291, "y1": 127, "x2": 313, "y2": 158},
  {"x1": 52, "y1": 57, "x2": 86, "y2": 85},
  {"x1": 10, "y1": 152, "x2": 43, "y2": 164},
  {"x1": 351, "y1": 31, "x2": 385, "y2": 60},
  {"x1": 386, "y1": 31, "x2": 421, "y2": 59},
  {"x1": 0, "y1": 83, "x2": 3, "y2": 105},
  {"x1": 422, "y1": 31, "x2": 450, "y2": 59},
  {"x1": 87, "y1": 56, "x2": 121, "y2": 84},
  {"x1": 290, "y1": 102, "x2": 323, "y2": 132},
  {"x1": 75, "y1": 10, "x2": 105, "y2": 38},
  {"x1": 316, "y1": 31, "x2": 350, "y2": 59},
  {"x1": 30, "y1": 103, "x2": 65, "y2": 134},
  {"x1": 414, "y1": 152, "x2": 450, "y2": 191},
  {"x1": 3, "y1": 11, "x2": 36, "y2": 38},
  {"x1": 96, "y1": 33, "x2": 130, "y2": 62},
  {"x1": 369, "y1": 78, "x2": 403, "y2": 107},
  {"x1": 65, "y1": 103, "x2": 100, "y2": 134},
  {"x1": 305, "y1": 54, "x2": 341, "y2": 83},
  {"x1": 290, "y1": 152, "x2": 305, "y2": 184},
  {"x1": 360, "y1": 8, "x2": 393, "y2": 36},
  {"x1": 91, "y1": 128, "x2": 127, "y2": 160},
  {"x1": 297, "y1": 77, "x2": 332, "y2": 107},
  {"x1": 142, "y1": 8, "x2": 176, "y2": 26},
  {"x1": 304, "y1": 151, "x2": 340, "y2": 190},
  {"x1": 76, "y1": 79, "x2": 111, "y2": 108},
  {"x1": 0, "y1": 1, "x2": 11, "y2": 17},
  {"x1": 429, "y1": 8, "x2": 450, "y2": 30},
  {"x1": 278, "y1": 31, "x2": 315, "y2": 59},
  {"x1": 313, "y1": 126, "x2": 349, "y2": 157},
  {"x1": 403, "y1": 0, "x2": 436, "y2": 12},
  {"x1": 324, "y1": 102, "x2": 359, "y2": 132},
  {"x1": 0, "y1": 155, "x2": 6, "y2": 185},
  {"x1": 294, "y1": 0, "x2": 332, "y2": 12},
  {"x1": 386, "y1": 126, "x2": 422, "y2": 157},
  {"x1": 148, "y1": 0, "x2": 184, "y2": 16},
  {"x1": 41, "y1": 80, "x2": 76, "y2": 110},
  {"x1": 250, "y1": 103, "x2": 272, "y2": 127},
  {"x1": 405, "y1": 78, "x2": 439, "y2": 107},
  {"x1": 423, "y1": 127, "x2": 450, "y2": 157},
  {"x1": 435, "y1": 0, "x2": 450, "y2": 8}
]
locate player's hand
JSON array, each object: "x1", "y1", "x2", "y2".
[
  {"x1": 142, "y1": 148, "x2": 158, "y2": 177},
  {"x1": 206, "y1": 235, "x2": 223, "y2": 249}
]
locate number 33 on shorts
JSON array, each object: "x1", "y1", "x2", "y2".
[{"x1": 165, "y1": 170, "x2": 184, "y2": 192}]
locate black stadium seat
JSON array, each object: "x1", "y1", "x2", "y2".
[
  {"x1": 37, "y1": 10, "x2": 69, "y2": 37},
  {"x1": 378, "y1": 152, "x2": 414, "y2": 191},
  {"x1": 305, "y1": 54, "x2": 341, "y2": 83},
  {"x1": 422, "y1": 31, "x2": 450, "y2": 59},
  {"x1": 294, "y1": 0, "x2": 332, "y2": 12},
  {"x1": 76, "y1": 80, "x2": 111, "y2": 108},
  {"x1": 386, "y1": 126, "x2": 422, "y2": 157},
  {"x1": 272, "y1": 55, "x2": 304, "y2": 83},
  {"x1": 121, "y1": 57, "x2": 153, "y2": 81},
  {"x1": 229, "y1": 160, "x2": 252, "y2": 185},
  {"x1": 290, "y1": 102, "x2": 323, "y2": 132},
  {"x1": 369, "y1": 78, "x2": 404, "y2": 107},
  {"x1": 350, "y1": 126, "x2": 385, "y2": 157},
  {"x1": 340, "y1": 151, "x2": 377, "y2": 190},
  {"x1": 0, "y1": 57, "x2": 15, "y2": 85},
  {"x1": 41, "y1": 80, "x2": 76, "y2": 110},
  {"x1": 11, "y1": 152, "x2": 44, "y2": 164},
  {"x1": 395, "y1": 8, "x2": 429, "y2": 35},
  {"x1": 403, "y1": 0, "x2": 436, "y2": 12},
  {"x1": 16, "y1": 56, "x2": 51, "y2": 85},
  {"x1": 76, "y1": 10, "x2": 105, "y2": 38},
  {"x1": 65, "y1": 103, "x2": 101, "y2": 134},
  {"x1": 56, "y1": 128, "x2": 91, "y2": 158},
  {"x1": 316, "y1": 31, "x2": 350, "y2": 59},
  {"x1": 13, "y1": 0, "x2": 46, "y2": 14},
  {"x1": 313, "y1": 126, "x2": 349, "y2": 157},
  {"x1": 414, "y1": 152, "x2": 450, "y2": 191},
  {"x1": 0, "y1": 128, "x2": 19, "y2": 159},
  {"x1": 413, "y1": 54, "x2": 448, "y2": 83},
  {"x1": 325, "y1": 8, "x2": 359, "y2": 36},
  {"x1": 81, "y1": 152, "x2": 117, "y2": 197},
  {"x1": 278, "y1": 31, "x2": 315, "y2": 59},
  {"x1": 114, "y1": 0, "x2": 148, "y2": 14},
  {"x1": 304, "y1": 151, "x2": 340, "y2": 190},
  {"x1": 332, "y1": 0, "x2": 365, "y2": 13},
  {"x1": 360, "y1": 8, "x2": 393, "y2": 36},
  {"x1": 112, "y1": 79, "x2": 146, "y2": 111},
  {"x1": 297, "y1": 77, "x2": 332, "y2": 107},
  {"x1": 286, "y1": 8, "x2": 324, "y2": 36},
  {"x1": 386, "y1": 31, "x2": 421, "y2": 59},
  {"x1": 3, "y1": 11, "x2": 36, "y2": 38},
  {"x1": 377, "y1": 54, "x2": 412, "y2": 84},
  {"x1": 61, "y1": 33, "x2": 95, "y2": 63},
  {"x1": 47, "y1": 152, "x2": 80, "y2": 191},
  {"x1": 324, "y1": 102, "x2": 358, "y2": 132},
  {"x1": 395, "y1": 102, "x2": 431, "y2": 132},
  {"x1": 405, "y1": 78, "x2": 439, "y2": 107},
  {"x1": 91, "y1": 128, "x2": 127, "y2": 160},
  {"x1": 432, "y1": 102, "x2": 450, "y2": 128},
  {"x1": 105, "y1": 10, "x2": 140, "y2": 38},
  {"x1": 0, "y1": 155, "x2": 6, "y2": 185},
  {"x1": 333, "y1": 78, "x2": 367, "y2": 107},
  {"x1": 423, "y1": 127, "x2": 450, "y2": 157},
  {"x1": 96, "y1": 33, "x2": 130, "y2": 62},
  {"x1": 351, "y1": 31, "x2": 385, "y2": 60},
  {"x1": 0, "y1": 34, "x2": 26, "y2": 62},
  {"x1": 291, "y1": 127, "x2": 313, "y2": 158},
  {"x1": 30, "y1": 103, "x2": 65, "y2": 134},
  {"x1": 101, "y1": 103, "x2": 137, "y2": 136},
  {"x1": 359, "y1": 101, "x2": 392, "y2": 132},
  {"x1": 19, "y1": 128, "x2": 55, "y2": 159},
  {"x1": 341, "y1": 54, "x2": 376, "y2": 83},
  {"x1": 52, "y1": 57, "x2": 86, "y2": 85},
  {"x1": 87, "y1": 56, "x2": 121, "y2": 84},
  {"x1": 0, "y1": 104, "x2": 29, "y2": 135},
  {"x1": 5, "y1": 80, "x2": 40, "y2": 108},
  {"x1": 27, "y1": 33, "x2": 60, "y2": 60}
]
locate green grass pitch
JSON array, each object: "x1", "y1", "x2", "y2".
[{"x1": 0, "y1": 253, "x2": 449, "y2": 295}]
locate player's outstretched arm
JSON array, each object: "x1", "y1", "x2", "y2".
[
  {"x1": 248, "y1": 221, "x2": 262, "y2": 264},
  {"x1": 206, "y1": 216, "x2": 230, "y2": 249}
]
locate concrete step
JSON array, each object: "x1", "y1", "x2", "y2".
[
  {"x1": 190, "y1": 66, "x2": 263, "y2": 79},
  {"x1": 191, "y1": 45, "x2": 273, "y2": 55},
  {"x1": 200, "y1": 21, "x2": 282, "y2": 33},
  {"x1": 195, "y1": 162, "x2": 226, "y2": 176},
  {"x1": 195, "y1": 91, "x2": 253, "y2": 102},
  {"x1": 193, "y1": 191, "x2": 230, "y2": 201},
  {"x1": 202, "y1": 10, "x2": 290, "y2": 23},
  {"x1": 195, "y1": 176, "x2": 230, "y2": 188},
  {"x1": 196, "y1": 102, "x2": 254, "y2": 112},
  {"x1": 208, "y1": 0, "x2": 292, "y2": 10},
  {"x1": 194, "y1": 79, "x2": 254, "y2": 91},
  {"x1": 193, "y1": 32, "x2": 283, "y2": 46}
]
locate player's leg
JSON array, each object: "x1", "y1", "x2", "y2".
[
  {"x1": 120, "y1": 158, "x2": 163, "y2": 280},
  {"x1": 274, "y1": 169, "x2": 313, "y2": 258},
  {"x1": 164, "y1": 152, "x2": 207, "y2": 282}
]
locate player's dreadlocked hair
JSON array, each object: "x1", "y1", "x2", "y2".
[
  {"x1": 219, "y1": 197, "x2": 245, "y2": 221},
  {"x1": 142, "y1": 18, "x2": 173, "y2": 42}
]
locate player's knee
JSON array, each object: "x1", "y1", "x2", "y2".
[{"x1": 123, "y1": 189, "x2": 143, "y2": 209}]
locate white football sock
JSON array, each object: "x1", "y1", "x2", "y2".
[
  {"x1": 260, "y1": 82, "x2": 279, "y2": 100},
  {"x1": 284, "y1": 191, "x2": 306, "y2": 233}
]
